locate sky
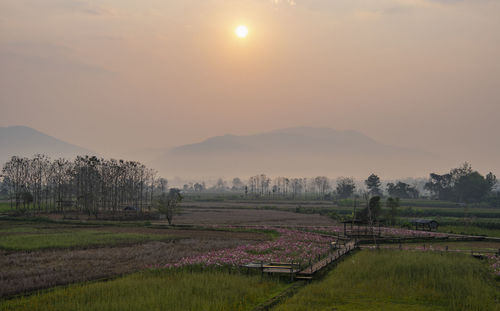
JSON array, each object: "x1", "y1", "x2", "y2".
[{"x1": 1, "y1": 0, "x2": 499, "y2": 174}]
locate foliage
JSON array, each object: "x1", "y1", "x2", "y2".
[
  {"x1": 275, "y1": 250, "x2": 500, "y2": 311},
  {"x1": 425, "y1": 163, "x2": 497, "y2": 203},
  {"x1": 385, "y1": 197, "x2": 400, "y2": 225},
  {"x1": 1, "y1": 155, "x2": 164, "y2": 216},
  {"x1": 357, "y1": 196, "x2": 382, "y2": 223},
  {"x1": 386, "y1": 181, "x2": 419, "y2": 199},
  {"x1": 336, "y1": 177, "x2": 356, "y2": 199},
  {"x1": 155, "y1": 188, "x2": 183, "y2": 225},
  {"x1": 0, "y1": 270, "x2": 288, "y2": 311},
  {"x1": 365, "y1": 173, "x2": 382, "y2": 196},
  {"x1": 455, "y1": 172, "x2": 493, "y2": 203}
]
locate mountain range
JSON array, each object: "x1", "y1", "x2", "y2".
[
  {"x1": 153, "y1": 127, "x2": 442, "y2": 178},
  {"x1": 0, "y1": 125, "x2": 447, "y2": 178},
  {"x1": 0, "y1": 126, "x2": 96, "y2": 163}
]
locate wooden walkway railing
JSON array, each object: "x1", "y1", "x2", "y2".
[
  {"x1": 241, "y1": 239, "x2": 358, "y2": 282},
  {"x1": 297, "y1": 239, "x2": 356, "y2": 278}
]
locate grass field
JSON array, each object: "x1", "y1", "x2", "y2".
[
  {"x1": 0, "y1": 270, "x2": 289, "y2": 311},
  {"x1": 439, "y1": 225, "x2": 500, "y2": 238},
  {"x1": 274, "y1": 250, "x2": 500, "y2": 311},
  {"x1": 372, "y1": 241, "x2": 500, "y2": 253},
  {"x1": 0, "y1": 229, "x2": 174, "y2": 251},
  {"x1": 0, "y1": 202, "x2": 14, "y2": 213}
]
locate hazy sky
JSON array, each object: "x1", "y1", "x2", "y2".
[{"x1": 1, "y1": 0, "x2": 499, "y2": 172}]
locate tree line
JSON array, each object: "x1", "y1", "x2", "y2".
[
  {"x1": 2, "y1": 155, "x2": 498, "y2": 214},
  {"x1": 182, "y1": 174, "x2": 422, "y2": 200},
  {"x1": 1, "y1": 155, "x2": 169, "y2": 216},
  {"x1": 424, "y1": 163, "x2": 497, "y2": 203},
  {"x1": 181, "y1": 163, "x2": 498, "y2": 206}
]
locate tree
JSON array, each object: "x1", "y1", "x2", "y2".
[
  {"x1": 2, "y1": 156, "x2": 29, "y2": 209},
  {"x1": 156, "y1": 188, "x2": 183, "y2": 225},
  {"x1": 385, "y1": 197, "x2": 400, "y2": 225},
  {"x1": 450, "y1": 162, "x2": 473, "y2": 184},
  {"x1": 425, "y1": 163, "x2": 495, "y2": 203},
  {"x1": 336, "y1": 177, "x2": 356, "y2": 199},
  {"x1": 157, "y1": 178, "x2": 168, "y2": 193},
  {"x1": 455, "y1": 171, "x2": 491, "y2": 203},
  {"x1": 358, "y1": 196, "x2": 382, "y2": 224},
  {"x1": 386, "y1": 181, "x2": 419, "y2": 199},
  {"x1": 2, "y1": 154, "x2": 162, "y2": 216},
  {"x1": 0, "y1": 177, "x2": 9, "y2": 196},
  {"x1": 193, "y1": 182, "x2": 205, "y2": 192},
  {"x1": 365, "y1": 174, "x2": 382, "y2": 196},
  {"x1": 290, "y1": 178, "x2": 303, "y2": 198},
  {"x1": 486, "y1": 172, "x2": 497, "y2": 192},
  {"x1": 214, "y1": 178, "x2": 227, "y2": 191},
  {"x1": 231, "y1": 177, "x2": 244, "y2": 191},
  {"x1": 258, "y1": 174, "x2": 270, "y2": 196},
  {"x1": 313, "y1": 176, "x2": 330, "y2": 198},
  {"x1": 424, "y1": 173, "x2": 454, "y2": 200}
]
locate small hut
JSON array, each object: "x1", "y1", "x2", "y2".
[
  {"x1": 342, "y1": 219, "x2": 381, "y2": 237},
  {"x1": 410, "y1": 219, "x2": 439, "y2": 231}
]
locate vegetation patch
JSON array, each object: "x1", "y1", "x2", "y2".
[
  {"x1": 0, "y1": 202, "x2": 14, "y2": 213},
  {"x1": 0, "y1": 270, "x2": 289, "y2": 311},
  {"x1": 274, "y1": 250, "x2": 500, "y2": 311},
  {"x1": 0, "y1": 230, "x2": 173, "y2": 251},
  {"x1": 439, "y1": 225, "x2": 500, "y2": 238}
]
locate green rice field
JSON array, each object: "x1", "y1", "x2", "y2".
[
  {"x1": 274, "y1": 250, "x2": 500, "y2": 311},
  {"x1": 0, "y1": 229, "x2": 173, "y2": 251},
  {"x1": 0, "y1": 270, "x2": 289, "y2": 311}
]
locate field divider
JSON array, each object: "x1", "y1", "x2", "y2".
[
  {"x1": 251, "y1": 246, "x2": 361, "y2": 311},
  {"x1": 250, "y1": 281, "x2": 306, "y2": 311}
]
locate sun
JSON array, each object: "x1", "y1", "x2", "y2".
[{"x1": 235, "y1": 25, "x2": 249, "y2": 38}]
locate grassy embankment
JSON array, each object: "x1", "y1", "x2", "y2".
[
  {"x1": 0, "y1": 270, "x2": 289, "y2": 311},
  {"x1": 275, "y1": 250, "x2": 500, "y2": 311}
]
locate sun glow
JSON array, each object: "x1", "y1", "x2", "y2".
[{"x1": 235, "y1": 25, "x2": 249, "y2": 38}]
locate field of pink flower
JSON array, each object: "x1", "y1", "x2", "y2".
[
  {"x1": 164, "y1": 228, "x2": 333, "y2": 268},
  {"x1": 487, "y1": 255, "x2": 500, "y2": 276}
]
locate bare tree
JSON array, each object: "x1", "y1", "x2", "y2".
[{"x1": 156, "y1": 188, "x2": 183, "y2": 225}]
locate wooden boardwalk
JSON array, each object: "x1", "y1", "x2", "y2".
[
  {"x1": 241, "y1": 239, "x2": 358, "y2": 281},
  {"x1": 298, "y1": 239, "x2": 357, "y2": 277},
  {"x1": 242, "y1": 262, "x2": 300, "y2": 274}
]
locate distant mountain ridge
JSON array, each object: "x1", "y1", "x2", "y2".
[
  {"x1": 169, "y1": 127, "x2": 427, "y2": 157},
  {"x1": 0, "y1": 126, "x2": 96, "y2": 163},
  {"x1": 155, "y1": 127, "x2": 441, "y2": 178}
]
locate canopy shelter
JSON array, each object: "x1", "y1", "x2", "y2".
[
  {"x1": 341, "y1": 219, "x2": 381, "y2": 237},
  {"x1": 410, "y1": 219, "x2": 439, "y2": 231}
]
